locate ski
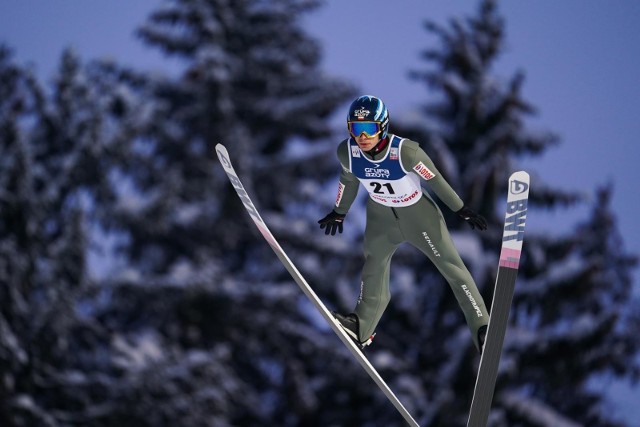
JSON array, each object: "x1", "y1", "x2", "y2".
[
  {"x1": 216, "y1": 143, "x2": 420, "y2": 427},
  {"x1": 467, "y1": 171, "x2": 530, "y2": 427}
]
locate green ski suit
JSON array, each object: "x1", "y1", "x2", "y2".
[{"x1": 332, "y1": 134, "x2": 488, "y2": 350}]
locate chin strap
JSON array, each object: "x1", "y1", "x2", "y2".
[{"x1": 365, "y1": 137, "x2": 389, "y2": 156}]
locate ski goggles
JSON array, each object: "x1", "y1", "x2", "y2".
[{"x1": 348, "y1": 121, "x2": 382, "y2": 138}]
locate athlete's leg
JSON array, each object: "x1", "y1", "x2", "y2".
[
  {"x1": 399, "y1": 197, "x2": 489, "y2": 350},
  {"x1": 353, "y1": 201, "x2": 402, "y2": 341}
]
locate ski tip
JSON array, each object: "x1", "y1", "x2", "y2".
[
  {"x1": 215, "y1": 144, "x2": 233, "y2": 172},
  {"x1": 510, "y1": 170, "x2": 529, "y2": 180},
  {"x1": 215, "y1": 143, "x2": 229, "y2": 158},
  {"x1": 508, "y1": 171, "x2": 530, "y2": 197}
]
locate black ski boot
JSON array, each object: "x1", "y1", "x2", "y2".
[{"x1": 332, "y1": 312, "x2": 375, "y2": 349}]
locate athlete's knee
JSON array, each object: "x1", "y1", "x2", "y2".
[{"x1": 362, "y1": 255, "x2": 391, "y2": 275}]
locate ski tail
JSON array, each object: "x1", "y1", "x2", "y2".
[
  {"x1": 216, "y1": 143, "x2": 420, "y2": 427},
  {"x1": 467, "y1": 171, "x2": 529, "y2": 427}
]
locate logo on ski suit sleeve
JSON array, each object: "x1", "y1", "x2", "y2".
[
  {"x1": 348, "y1": 136, "x2": 423, "y2": 207},
  {"x1": 413, "y1": 162, "x2": 437, "y2": 180}
]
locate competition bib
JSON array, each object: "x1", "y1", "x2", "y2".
[{"x1": 348, "y1": 136, "x2": 422, "y2": 207}]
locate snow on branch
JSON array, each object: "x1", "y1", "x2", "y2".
[{"x1": 499, "y1": 391, "x2": 581, "y2": 427}]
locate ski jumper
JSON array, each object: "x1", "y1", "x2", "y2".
[{"x1": 333, "y1": 135, "x2": 489, "y2": 349}]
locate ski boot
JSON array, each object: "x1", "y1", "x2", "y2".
[{"x1": 332, "y1": 312, "x2": 375, "y2": 349}]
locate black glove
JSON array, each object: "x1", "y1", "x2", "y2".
[
  {"x1": 457, "y1": 205, "x2": 488, "y2": 231},
  {"x1": 318, "y1": 210, "x2": 346, "y2": 235}
]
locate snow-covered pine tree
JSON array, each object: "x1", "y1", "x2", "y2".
[
  {"x1": 0, "y1": 46, "x2": 41, "y2": 425},
  {"x1": 0, "y1": 46, "x2": 118, "y2": 426},
  {"x1": 389, "y1": 1, "x2": 639, "y2": 425},
  {"x1": 113, "y1": 0, "x2": 355, "y2": 276},
  {"x1": 0, "y1": 5, "x2": 359, "y2": 420},
  {"x1": 505, "y1": 185, "x2": 639, "y2": 427},
  {"x1": 57, "y1": 0, "x2": 370, "y2": 425}
]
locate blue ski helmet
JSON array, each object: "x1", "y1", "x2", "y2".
[{"x1": 347, "y1": 95, "x2": 390, "y2": 140}]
